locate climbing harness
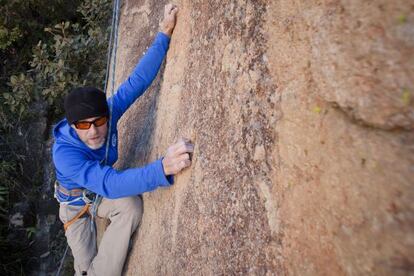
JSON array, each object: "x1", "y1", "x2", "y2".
[
  {"x1": 55, "y1": 0, "x2": 122, "y2": 274},
  {"x1": 63, "y1": 204, "x2": 90, "y2": 231},
  {"x1": 54, "y1": 181, "x2": 93, "y2": 206},
  {"x1": 54, "y1": 181, "x2": 95, "y2": 233}
]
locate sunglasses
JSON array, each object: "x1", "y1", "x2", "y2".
[{"x1": 74, "y1": 116, "x2": 108, "y2": 130}]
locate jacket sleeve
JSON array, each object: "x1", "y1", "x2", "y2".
[
  {"x1": 53, "y1": 146, "x2": 173, "y2": 199},
  {"x1": 110, "y1": 32, "x2": 170, "y2": 122}
]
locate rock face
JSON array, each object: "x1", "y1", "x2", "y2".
[{"x1": 111, "y1": 0, "x2": 413, "y2": 275}]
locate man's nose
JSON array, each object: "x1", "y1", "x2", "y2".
[{"x1": 88, "y1": 124, "x2": 98, "y2": 135}]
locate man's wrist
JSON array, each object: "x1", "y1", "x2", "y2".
[
  {"x1": 160, "y1": 27, "x2": 173, "y2": 37},
  {"x1": 161, "y1": 157, "x2": 169, "y2": 175},
  {"x1": 156, "y1": 158, "x2": 174, "y2": 186}
]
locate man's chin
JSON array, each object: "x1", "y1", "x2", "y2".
[{"x1": 86, "y1": 140, "x2": 105, "y2": 150}]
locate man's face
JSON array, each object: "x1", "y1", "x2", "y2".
[{"x1": 72, "y1": 116, "x2": 108, "y2": 150}]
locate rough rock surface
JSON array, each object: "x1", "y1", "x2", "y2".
[{"x1": 109, "y1": 0, "x2": 413, "y2": 275}]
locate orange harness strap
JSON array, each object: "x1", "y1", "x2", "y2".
[{"x1": 64, "y1": 204, "x2": 90, "y2": 231}]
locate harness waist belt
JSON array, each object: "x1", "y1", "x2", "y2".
[{"x1": 55, "y1": 182, "x2": 84, "y2": 197}]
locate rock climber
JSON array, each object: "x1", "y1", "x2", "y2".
[{"x1": 52, "y1": 4, "x2": 192, "y2": 275}]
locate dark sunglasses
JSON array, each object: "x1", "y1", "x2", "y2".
[{"x1": 74, "y1": 116, "x2": 108, "y2": 130}]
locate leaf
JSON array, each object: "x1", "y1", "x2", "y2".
[
  {"x1": 26, "y1": 227, "x2": 36, "y2": 233},
  {"x1": 10, "y1": 75, "x2": 18, "y2": 85},
  {"x1": 26, "y1": 227, "x2": 37, "y2": 239},
  {"x1": 58, "y1": 59, "x2": 64, "y2": 67}
]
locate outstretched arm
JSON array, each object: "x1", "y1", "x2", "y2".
[
  {"x1": 110, "y1": 4, "x2": 179, "y2": 121},
  {"x1": 53, "y1": 137, "x2": 194, "y2": 199},
  {"x1": 54, "y1": 146, "x2": 172, "y2": 199}
]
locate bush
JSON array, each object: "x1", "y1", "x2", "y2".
[
  {"x1": 4, "y1": 0, "x2": 111, "y2": 119},
  {"x1": 0, "y1": 0, "x2": 111, "y2": 274}
]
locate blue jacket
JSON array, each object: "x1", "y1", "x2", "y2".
[{"x1": 52, "y1": 32, "x2": 173, "y2": 203}]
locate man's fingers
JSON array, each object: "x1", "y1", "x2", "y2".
[
  {"x1": 163, "y1": 137, "x2": 193, "y2": 175},
  {"x1": 170, "y1": 6, "x2": 178, "y2": 15},
  {"x1": 168, "y1": 138, "x2": 192, "y2": 153},
  {"x1": 179, "y1": 159, "x2": 191, "y2": 170},
  {"x1": 176, "y1": 153, "x2": 190, "y2": 162},
  {"x1": 173, "y1": 143, "x2": 194, "y2": 156},
  {"x1": 168, "y1": 141, "x2": 182, "y2": 153},
  {"x1": 164, "y1": 3, "x2": 173, "y2": 11},
  {"x1": 172, "y1": 159, "x2": 190, "y2": 173},
  {"x1": 164, "y1": 154, "x2": 192, "y2": 175},
  {"x1": 165, "y1": 3, "x2": 177, "y2": 15}
]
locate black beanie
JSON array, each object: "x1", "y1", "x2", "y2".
[{"x1": 64, "y1": 87, "x2": 109, "y2": 124}]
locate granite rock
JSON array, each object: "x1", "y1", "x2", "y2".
[{"x1": 110, "y1": 1, "x2": 414, "y2": 275}]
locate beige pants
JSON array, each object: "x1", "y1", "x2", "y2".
[{"x1": 59, "y1": 196, "x2": 143, "y2": 276}]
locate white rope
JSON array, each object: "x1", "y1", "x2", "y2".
[
  {"x1": 104, "y1": 0, "x2": 121, "y2": 172},
  {"x1": 103, "y1": 0, "x2": 118, "y2": 96},
  {"x1": 90, "y1": 0, "x2": 122, "y2": 229},
  {"x1": 55, "y1": 243, "x2": 68, "y2": 276},
  {"x1": 55, "y1": 0, "x2": 121, "y2": 275}
]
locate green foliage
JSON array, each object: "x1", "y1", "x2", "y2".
[
  {"x1": 4, "y1": 0, "x2": 111, "y2": 117},
  {"x1": 3, "y1": 74, "x2": 34, "y2": 117},
  {"x1": 26, "y1": 226, "x2": 37, "y2": 239},
  {"x1": 0, "y1": 0, "x2": 111, "y2": 274},
  {"x1": 0, "y1": 25, "x2": 22, "y2": 50},
  {"x1": 79, "y1": 0, "x2": 113, "y2": 29},
  {"x1": 0, "y1": 0, "x2": 84, "y2": 80}
]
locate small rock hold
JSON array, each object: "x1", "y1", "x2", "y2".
[{"x1": 253, "y1": 144, "x2": 266, "y2": 161}]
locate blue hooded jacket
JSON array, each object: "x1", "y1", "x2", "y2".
[{"x1": 52, "y1": 32, "x2": 173, "y2": 203}]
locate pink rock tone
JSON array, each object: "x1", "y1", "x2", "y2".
[{"x1": 110, "y1": 1, "x2": 413, "y2": 275}]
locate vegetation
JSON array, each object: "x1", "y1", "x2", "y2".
[{"x1": 0, "y1": 0, "x2": 111, "y2": 274}]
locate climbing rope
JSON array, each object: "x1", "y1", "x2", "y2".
[
  {"x1": 55, "y1": 244, "x2": 68, "y2": 276},
  {"x1": 91, "y1": 0, "x2": 122, "y2": 225},
  {"x1": 55, "y1": 0, "x2": 121, "y2": 275}
]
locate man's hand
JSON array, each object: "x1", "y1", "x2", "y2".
[
  {"x1": 162, "y1": 138, "x2": 194, "y2": 176},
  {"x1": 160, "y1": 3, "x2": 178, "y2": 37}
]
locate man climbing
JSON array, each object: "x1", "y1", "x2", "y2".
[{"x1": 52, "y1": 4, "x2": 192, "y2": 275}]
